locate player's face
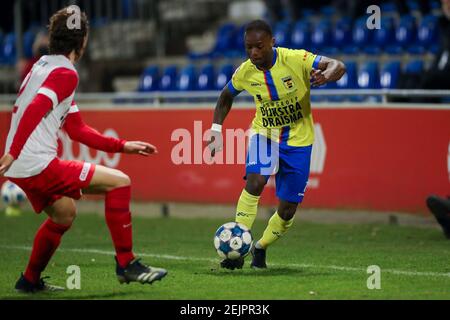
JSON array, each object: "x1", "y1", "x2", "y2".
[{"x1": 244, "y1": 31, "x2": 275, "y2": 69}]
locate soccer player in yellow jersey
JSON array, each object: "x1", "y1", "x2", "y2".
[{"x1": 208, "y1": 20, "x2": 346, "y2": 269}]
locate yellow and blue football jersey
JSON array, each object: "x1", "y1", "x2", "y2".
[{"x1": 228, "y1": 47, "x2": 321, "y2": 147}]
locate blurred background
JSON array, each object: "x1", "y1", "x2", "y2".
[
  {"x1": 0, "y1": 0, "x2": 449, "y2": 100},
  {"x1": 0, "y1": 0, "x2": 449, "y2": 217}
]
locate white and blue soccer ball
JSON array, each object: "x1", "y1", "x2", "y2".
[
  {"x1": 214, "y1": 222, "x2": 253, "y2": 260},
  {"x1": 1, "y1": 181, "x2": 27, "y2": 207}
]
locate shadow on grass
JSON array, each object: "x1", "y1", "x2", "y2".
[{"x1": 202, "y1": 265, "x2": 333, "y2": 278}]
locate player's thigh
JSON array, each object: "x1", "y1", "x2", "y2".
[
  {"x1": 44, "y1": 196, "x2": 77, "y2": 225},
  {"x1": 275, "y1": 145, "x2": 312, "y2": 206},
  {"x1": 83, "y1": 164, "x2": 130, "y2": 194}
]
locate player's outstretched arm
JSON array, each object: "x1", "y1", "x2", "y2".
[
  {"x1": 63, "y1": 112, "x2": 157, "y2": 156},
  {"x1": 208, "y1": 87, "x2": 235, "y2": 157},
  {"x1": 212, "y1": 86, "x2": 235, "y2": 125},
  {"x1": 122, "y1": 141, "x2": 158, "y2": 156},
  {"x1": 311, "y1": 56, "x2": 346, "y2": 87}
]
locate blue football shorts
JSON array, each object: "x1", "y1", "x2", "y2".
[{"x1": 245, "y1": 130, "x2": 312, "y2": 203}]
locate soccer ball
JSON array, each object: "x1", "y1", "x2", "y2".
[
  {"x1": 214, "y1": 222, "x2": 253, "y2": 260},
  {"x1": 1, "y1": 181, "x2": 27, "y2": 207}
]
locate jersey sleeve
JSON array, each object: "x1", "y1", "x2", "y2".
[
  {"x1": 226, "y1": 64, "x2": 245, "y2": 97},
  {"x1": 37, "y1": 68, "x2": 78, "y2": 108},
  {"x1": 8, "y1": 95, "x2": 53, "y2": 159},
  {"x1": 8, "y1": 68, "x2": 79, "y2": 159},
  {"x1": 292, "y1": 49, "x2": 322, "y2": 74},
  {"x1": 63, "y1": 110, "x2": 126, "y2": 153}
]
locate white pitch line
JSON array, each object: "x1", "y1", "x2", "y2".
[{"x1": 2, "y1": 245, "x2": 450, "y2": 279}]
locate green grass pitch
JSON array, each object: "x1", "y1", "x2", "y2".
[{"x1": 0, "y1": 210, "x2": 449, "y2": 300}]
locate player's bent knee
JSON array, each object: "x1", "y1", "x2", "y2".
[
  {"x1": 278, "y1": 204, "x2": 298, "y2": 220},
  {"x1": 245, "y1": 175, "x2": 267, "y2": 195},
  {"x1": 113, "y1": 170, "x2": 131, "y2": 188},
  {"x1": 51, "y1": 206, "x2": 77, "y2": 225}
]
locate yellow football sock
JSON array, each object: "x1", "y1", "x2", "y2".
[
  {"x1": 235, "y1": 188, "x2": 260, "y2": 229},
  {"x1": 258, "y1": 211, "x2": 294, "y2": 249}
]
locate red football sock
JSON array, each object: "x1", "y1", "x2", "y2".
[
  {"x1": 105, "y1": 185, "x2": 135, "y2": 268},
  {"x1": 24, "y1": 218, "x2": 71, "y2": 284}
]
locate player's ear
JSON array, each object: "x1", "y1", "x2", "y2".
[{"x1": 270, "y1": 37, "x2": 275, "y2": 47}]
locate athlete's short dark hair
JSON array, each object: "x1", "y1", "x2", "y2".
[
  {"x1": 48, "y1": 7, "x2": 89, "y2": 57},
  {"x1": 245, "y1": 20, "x2": 273, "y2": 37}
]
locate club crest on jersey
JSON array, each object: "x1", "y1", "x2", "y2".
[{"x1": 282, "y1": 76, "x2": 295, "y2": 90}]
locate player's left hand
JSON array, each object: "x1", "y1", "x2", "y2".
[
  {"x1": 0, "y1": 153, "x2": 15, "y2": 176},
  {"x1": 123, "y1": 141, "x2": 158, "y2": 156},
  {"x1": 310, "y1": 69, "x2": 328, "y2": 87}
]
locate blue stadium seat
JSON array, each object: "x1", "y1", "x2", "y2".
[
  {"x1": 404, "y1": 60, "x2": 424, "y2": 74},
  {"x1": 121, "y1": 0, "x2": 134, "y2": 19},
  {"x1": 320, "y1": 6, "x2": 336, "y2": 17},
  {"x1": 138, "y1": 65, "x2": 159, "y2": 92},
  {"x1": 380, "y1": 2, "x2": 397, "y2": 13},
  {"x1": 213, "y1": 23, "x2": 236, "y2": 55},
  {"x1": 23, "y1": 30, "x2": 36, "y2": 59},
  {"x1": 352, "y1": 17, "x2": 371, "y2": 49},
  {"x1": 342, "y1": 45, "x2": 359, "y2": 55},
  {"x1": 406, "y1": 0, "x2": 420, "y2": 11},
  {"x1": 357, "y1": 62, "x2": 381, "y2": 102},
  {"x1": 417, "y1": 15, "x2": 438, "y2": 50},
  {"x1": 430, "y1": 0, "x2": 441, "y2": 10},
  {"x1": 396, "y1": 15, "x2": 417, "y2": 50},
  {"x1": 385, "y1": 45, "x2": 404, "y2": 55},
  {"x1": 197, "y1": 64, "x2": 215, "y2": 91},
  {"x1": 0, "y1": 31, "x2": 5, "y2": 64},
  {"x1": 301, "y1": 9, "x2": 316, "y2": 20},
  {"x1": 358, "y1": 62, "x2": 380, "y2": 89},
  {"x1": 429, "y1": 43, "x2": 440, "y2": 54},
  {"x1": 320, "y1": 47, "x2": 339, "y2": 56},
  {"x1": 273, "y1": 21, "x2": 291, "y2": 47},
  {"x1": 159, "y1": 65, "x2": 178, "y2": 91},
  {"x1": 3, "y1": 33, "x2": 16, "y2": 65},
  {"x1": 327, "y1": 61, "x2": 357, "y2": 102},
  {"x1": 372, "y1": 17, "x2": 396, "y2": 51},
  {"x1": 407, "y1": 45, "x2": 426, "y2": 54},
  {"x1": 380, "y1": 61, "x2": 401, "y2": 89},
  {"x1": 177, "y1": 64, "x2": 197, "y2": 91},
  {"x1": 311, "y1": 20, "x2": 331, "y2": 50},
  {"x1": 336, "y1": 61, "x2": 358, "y2": 89},
  {"x1": 215, "y1": 64, "x2": 234, "y2": 90},
  {"x1": 291, "y1": 21, "x2": 310, "y2": 49},
  {"x1": 332, "y1": 17, "x2": 352, "y2": 50},
  {"x1": 364, "y1": 46, "x2": 382, "y2": 55},
  {"x1": 233, "y1": 24, "x2": 246, "y2": 51}
]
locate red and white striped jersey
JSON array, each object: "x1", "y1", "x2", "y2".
[{"x1": 4, "y1": 55, "x2": 79, "y2": 178}]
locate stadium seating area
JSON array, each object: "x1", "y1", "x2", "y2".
[
  {"x1": 0, "y1": 0, "x2": 444, "y2": 98},
  {"x1": 137, "y1": 57, "x2": 430, "y2": 102},
  {"x1": 135, "y1": 0, "x2": 442, "y2": 101}
]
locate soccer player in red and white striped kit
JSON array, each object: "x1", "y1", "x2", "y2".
[{"x1": 0, "y1": 7, "x2": 167, "y2": 293}]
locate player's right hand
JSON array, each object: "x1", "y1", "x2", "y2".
[
  {"x1": 207, "y1": 130, "x2": 223, "y2": 158},
  {"x1": 0, "y1": 153, "x2": 15, "y2": 176},
  {"x1": 123, "y1": 141, "x2": 158, "y2": 156}
]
